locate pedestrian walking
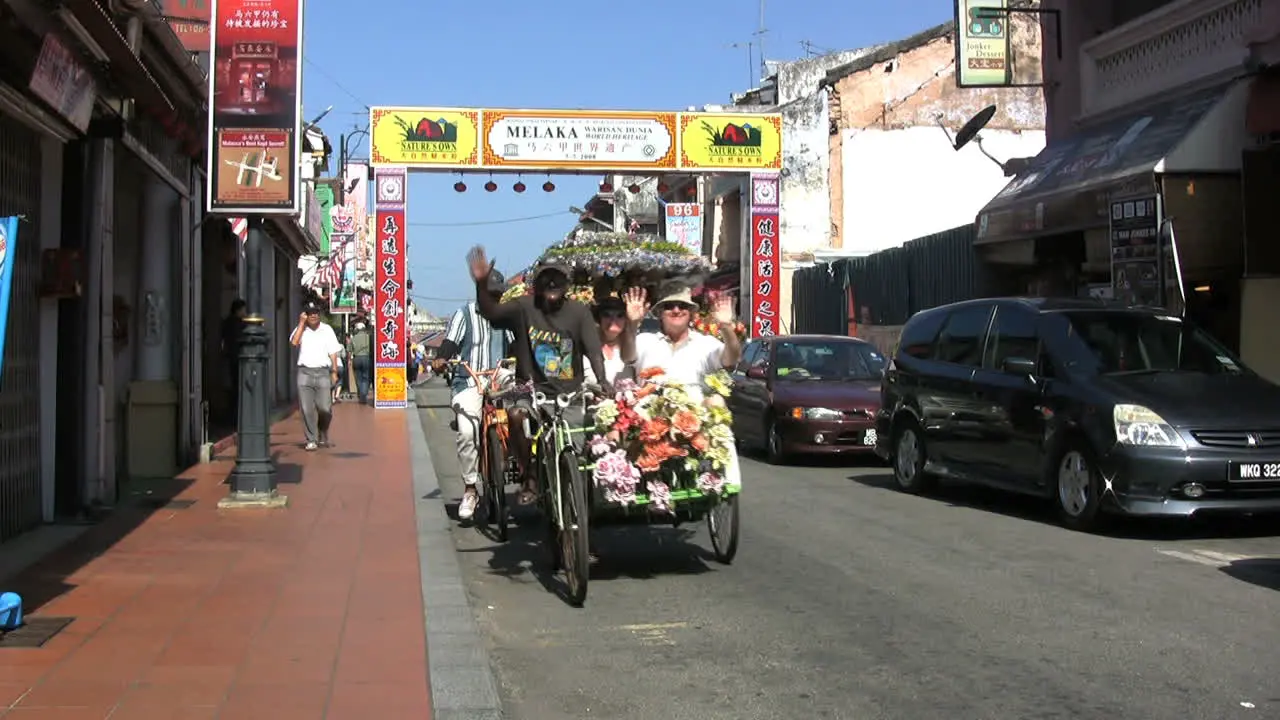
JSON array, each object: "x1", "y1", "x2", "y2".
[
  {"x1": 290, "y1": 302, "x2": 342, "y2": 451},
  {"x1": 348, "y1": 318, "x2": 373, "y2": 404}
]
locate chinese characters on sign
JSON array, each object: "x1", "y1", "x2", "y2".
[
  {"x1": 373, "y1": 167, "x2": 408, "y2": 408},
  {"x1": 206, "y1": 0, "x2": 303, "y2": 214},
  {"x1": 664, "y1": 203, "x2": 703, "y2": 255},
  {"x1": 749, "y1": 173, "x2": 781, "y2": 338},
  {"x1": 955, "y1": 0, "x2": 1012, "y2": 87},
  {"x1": 481, "y1": 110, "x2": 677, "y2": 170}
]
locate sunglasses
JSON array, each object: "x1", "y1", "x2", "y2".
[{"x1": 660, "y1": 304, "x2": 692, "y2": 314}]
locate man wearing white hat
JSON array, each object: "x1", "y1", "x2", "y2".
[{"x1": 632, "y1": 284, "x2": 744, "y2": 487}]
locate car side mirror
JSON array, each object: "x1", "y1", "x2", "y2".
[
  {"x1": 1002, "y1": 356, "x2": 1038, "y2": 376},
  {"x1": 746, "y1": 366, "x2": 767, "y2": 380}
]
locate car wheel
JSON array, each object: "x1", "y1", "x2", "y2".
[
  {"x1": 765, "y1": 416, "x2": 788, "y2": 465},
  {"x1": 892, "y1": 419, "x2": 935, "y2": 494},
  {"x1": 1053, "y1": 441, "x2": 1104, "y2": 532}
]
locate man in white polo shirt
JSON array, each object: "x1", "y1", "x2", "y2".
[
  {"x1": 633, "y1": 286, "x2": 742, "y2": 390},
  {"x1": 289, "y1": 301, "x2": 343, "y2": 451},
  {"x1": 633, "y1": 285, "x2": 745, "y2": 488}
]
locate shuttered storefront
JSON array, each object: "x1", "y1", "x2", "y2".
[{"x1": 0, "y1": 111, "x2": 44, "y2": 540}]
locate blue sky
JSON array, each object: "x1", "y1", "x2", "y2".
[{"x1": 301, "y1": 0, "x2": 953, "y2": 317}]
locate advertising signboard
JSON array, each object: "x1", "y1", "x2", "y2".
[
  {"x1": 372, "y1": 167, "x2": 408, "y2": 408},
  {"x1": 206, "y1": 0, "x2": 304, "y2": 214},
  {"x1": 749, "y1": 173, "x2": 780, "y2": 338}
]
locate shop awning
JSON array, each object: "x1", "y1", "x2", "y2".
[{"x1": 975, "y1": 81, "x2": 1250, "y2": 246}]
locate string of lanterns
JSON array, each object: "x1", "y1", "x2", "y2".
[{"x1": 451, "y1": 175, "x2": 697, "y2": 197}]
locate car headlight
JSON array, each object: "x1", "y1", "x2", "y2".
[
  {"x1": 791, "y1": 407, "x2": 843, "y2": 421},
  {"x1": 1113, "y1": 404, "x2": 1184, "y2": 448}
]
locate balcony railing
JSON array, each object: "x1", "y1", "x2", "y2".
[{"x1": 1079, "y1": 0, "x2": 1263, "y2": 118}]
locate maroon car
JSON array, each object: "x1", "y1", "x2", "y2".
[{"x1": 729, "y1": 334, "x2": 887, "y2": 464}]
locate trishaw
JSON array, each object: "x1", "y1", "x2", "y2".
[{"x1": 502, "y1": 229, "x2": 746, "y2": 606}]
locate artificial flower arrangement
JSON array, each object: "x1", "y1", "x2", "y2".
[
  {"x1": 691, "y1": 313, "x2": 747, "y2": 341},
  {"x1": 587, "y1": 366, "x2": 736, "y2": 515}
]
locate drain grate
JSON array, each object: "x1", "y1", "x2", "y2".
[
  {"x1": 139, "y1": 498, "x2": 196, "y2": 510},
  {"x1": 0, "y1": 617, "x2": 74, "y2": 648}
]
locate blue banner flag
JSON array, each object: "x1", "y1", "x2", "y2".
[{"x1": 0, "y1": 216, "x2": 19, "y2": 379}]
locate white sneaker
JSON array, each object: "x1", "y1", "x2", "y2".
[{"x1": 458, "y1": 491, "x2": 479, "y2": 521}]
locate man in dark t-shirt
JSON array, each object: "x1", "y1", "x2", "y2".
[{"x1": 467, "y1": 245, "x2": 605, "y2": 505}]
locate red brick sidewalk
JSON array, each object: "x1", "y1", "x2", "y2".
[{"x1": 0, "y1": 406, "x2": 431, "y2": 719}]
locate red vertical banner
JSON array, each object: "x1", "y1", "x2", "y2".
[
  {"x1": 373, "y1": 166, "x2": 408, "y2": 408},
  {"x1": 749, "y1": 172, "x2": 781, "y2": 337}
]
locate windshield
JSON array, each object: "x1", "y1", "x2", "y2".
[
  {"x1": 1061, "y1": 311, "x2": 1247, "y2": 376},
  {"x1": 773, "y1": 340, "x2": 886, "y2": 381}
]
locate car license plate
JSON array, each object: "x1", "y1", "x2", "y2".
[
  {"x1": 863, "y1": 429, "x2": 877, "y2": 446},
  {"x1": 1228, "y1": 461, "x2": 1280, "y2": 482}
]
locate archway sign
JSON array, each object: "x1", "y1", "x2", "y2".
[{"x1": 366, "y1": 106, "x2": 784, "y2": 409}]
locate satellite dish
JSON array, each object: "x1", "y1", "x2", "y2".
[{"x1": 953, "y1": 105, "x2": 997, "y2": 151}]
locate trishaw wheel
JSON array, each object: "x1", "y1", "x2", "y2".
[
  {"x1": 558, "y1": 449, "x2": 590, "y2": 607},
  {"x1": 708, "y1": 494, "x2": 740, "y2": 564},
  {"x1": 485, "y1": 426, "x2": 508, "y2": 543}
]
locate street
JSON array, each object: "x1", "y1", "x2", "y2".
[{"x1": 416, "y1": 381, "x2": 1280, "y2": 720}]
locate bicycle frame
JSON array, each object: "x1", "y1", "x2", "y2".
[
  {"x1": 532, "y1": 389, "x2": 595, "y2": 532},
  {"x1": 448, "y1": 359, "x2": 516, "y2": 479}
]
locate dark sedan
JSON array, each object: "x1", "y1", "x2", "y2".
[
  {"x1": 877, "y1": 297, "x2": 1280, "y2": 531},
  {"x1": 729, "y1": 334, "x2": 887, "y2": 464}
]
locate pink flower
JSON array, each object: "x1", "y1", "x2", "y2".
[
  {"x1": 646, "y1": 479, "x2": 673, "y2": 515},
  {"x1": 592, "y1": 449, "x2": 640, "y2": 505},
  {"x1": 697, "y1": 472, "x2": 725, "y2": 495},
  {"x1": 587, "y1": 434, "x2": 612, "y2": 457}
]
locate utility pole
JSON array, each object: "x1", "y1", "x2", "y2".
[{"x1": 754, "y1": 0, "x2": 768, "y2": 82}]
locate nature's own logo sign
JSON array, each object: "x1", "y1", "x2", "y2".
[
  {"x1": 701, "y1": 119, "x2": 763, "y2": 157},
  {"x1": 395, "y1": 115, "x2": 459, "y2": 151},
  {"x1": 370, "y1": 108, "x2": 480, "y2": 166}
]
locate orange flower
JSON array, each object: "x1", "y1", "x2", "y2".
[
  {"x1": 671, "y1": 409, "x2": 701, "y2": 437},
  {"x1": 639, "y1": 366, "x2": 665, "y2": 380},
  {"x1": 690, "y1": 433, "x2": 710, "y2": 452},
  {"x1": 639, "y1": 418, "x2": 671, "y2": 443},
  {"x1": 635, "y1": 385, "x2": 657, "y2": 399},
  {"x1": 636, "y1": 452, "x2": 663, "y2": 472}
]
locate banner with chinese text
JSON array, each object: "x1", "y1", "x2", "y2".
[
  {"x1": 206, "y1": 0, "x2": 304, "y2": 214},
  {"x1": 749, "y1": 173, "x2": 780, "y2": 338},
  {"x1": 327, "y1": 232, "x2": 357, "y2": 313},
  {"x1": 664, "y1": 203, "x2": 702, "y2": 255},
  {"x1": 343, "y1": 161, "x2": 370, "y2": 275},
  {"x1": 373, "y1": 167, "x2": 408, "y2": 408},
  {"x1": 0, "y1": 217, "x2": 19, "y2": 380}
]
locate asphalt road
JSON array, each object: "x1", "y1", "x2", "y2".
[{"x1": 416, "y1": 381, "x2": 1280, "y2": 720}]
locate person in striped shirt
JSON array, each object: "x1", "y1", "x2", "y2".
[{"x1": 432, "y1": 270, "x2": 513, "y2": 521}]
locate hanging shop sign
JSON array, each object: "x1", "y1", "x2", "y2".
[
  {"x1": 369, "y1": 108, "x2": 481, "y2": 168},
  {"x1": 481, "y1": 110, "x2": 677, "y2": 170},
  {"x1": 343, "y1": 161, "x2": 370, "y2": 274},
  {"x1": 328, "y1": 231, "x2": 357, "y2": 314},
  {"x1": 1109, "y1": 194, "x2": 1163, "y2": 307},
  {"x1": 678, "y1": 113, "x2": 782, "y2": 171},
  {"x1": 954, "y1": 0, "x2": 1012, "y2": 88},
  {"x1": 368, "y1": 107, "x2": 783, "y2": 172},
  {"x1": 749, "y1": 173, "x2": 781, "y2": 337},
  {"x1": 28, "y1": 35, "x2": 97, "y2": 133},
  {"x1": 664, "y1": 203, "x2": 703, "y2": 255},
  {"x1": 161, "y1": 0, "x2": 213, "y2": 53},
  {"x1": 0, "y1": 217, "x2": 19, "y2": 379},
  {"x1": 206, "y1": 0, "x2": 304, "y2": 214},
  {"x1": 373, "y1": 166, "x2": 408, "y2": 408}
]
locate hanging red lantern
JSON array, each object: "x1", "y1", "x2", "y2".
[
  {"x1": 513, "y1": 181, "x2": 526, "y2": 193},
  {"x1": 657, "y1": 181, "x2": 669, "y2": 193},
  {"x1": 628, "y1": 183, "x2": 640, "y2": 194},
  {"x1": 484, "y1": 180, "x2": 498, "y2": 192},
  {"x1": 454, "y1": 181, "x2": 467, "y2": 192},
  {"x1": 542, "y1": 180, "x2": 555, "y2": 192},
  {"x1": 686, "y1": 185, "x2": 698, "y2": 197},
  {"x1": 599, "y1": 181, "x2": 613, "y2": 193}
]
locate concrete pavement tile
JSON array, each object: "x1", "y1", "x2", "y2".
[
  {"x1": 429, "y1": 665, "x2": 502, "y2": 711},
  {"x1": 423, "y1": 582, "x2": 471, "y2": 608},
  {"x1": 426, "y1": 631, "x2": 490, "y2": 667}
]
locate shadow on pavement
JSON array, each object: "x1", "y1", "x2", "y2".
[
  {"x1": 1220, "y1": 558, "x2": 1280, "y2": 591},
  {"x1": 7, "y1": 476, "x2": 194, "y2": 615},
  {"x1": 848, "y1": 472, "x2": 1280, "y2": 541}
]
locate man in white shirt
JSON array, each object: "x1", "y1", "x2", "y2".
[
  {"x1": 633, "y1": 286, "x2": 742, "y2": 390},
  {"x1": 633, "y1": 286, "x2": 744, "y2": 488},
  {"x1": 289, "y1": 302, "x2": 343, "y2": 451}
]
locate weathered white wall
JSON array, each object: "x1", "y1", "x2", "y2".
[
  {"x1": 839, "y1": 126, "x2": 1046, "y2": 254},
  {"x1": 780, "y1": 90, "x2": 830, "y2": 255}
]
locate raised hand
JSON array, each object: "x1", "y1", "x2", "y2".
[
  {"x1": 710, "y1": 294, "x2": 735, "y2": 326},
  {"x1": 623, "y1": 287, "x2": 648, "y2": 323},
  {"x1": 466, "y1": 245, "x2": 494, "y2": 282}
]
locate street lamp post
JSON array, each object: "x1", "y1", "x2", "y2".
[{"x1": 221, "y1": 216, "x2": 286, "y2": 508}]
